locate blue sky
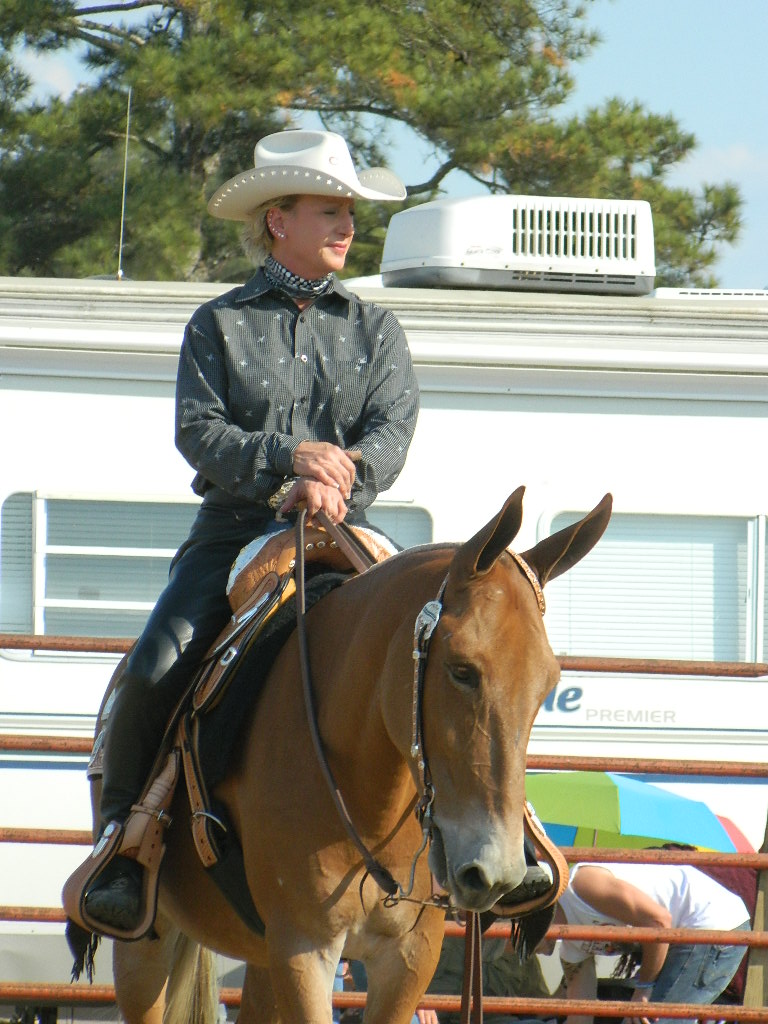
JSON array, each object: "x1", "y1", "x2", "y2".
[
  {"x1": 17, "y1": 0, "x2": 768, "y2": 288},
  {"x1": 565, "y1": 0, "x2": 768, "y2": 289}
]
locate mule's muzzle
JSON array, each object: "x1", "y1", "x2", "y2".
[
  {"x1": 428, "y1": 823, "x2": 527, "y2": 913},
  {"x1": 454, "y1": 861, "x2": 502, "y2": 910},
  {"x1": 452, "y1": 860, "x2": 527, "y2": 911}
]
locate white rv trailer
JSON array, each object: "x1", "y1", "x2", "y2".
[{"x1": 1, "y1": 194, "x2": 767, "y2": 995}]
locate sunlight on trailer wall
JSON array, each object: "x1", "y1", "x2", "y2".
[{"x1": 1, "y1": 275, "x2": 768, "y2": 992}]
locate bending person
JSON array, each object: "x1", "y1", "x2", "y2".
[
  {"x1": 82, "y1": 129, "x2": 418, "y2": 932},
  {"x1": 541, "y1": 861, "x2": 749, "y2": 1024}
]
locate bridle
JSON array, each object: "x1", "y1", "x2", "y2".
[
  {"x1": 294, "y1": 509, "x2": 449, "y2": 904},
  {"x1": 409, "y1": 577, "x2": 448, "y2": 824},
  {"x1": 295, "y1": 510, "x2": 547, "y2": 906},
  {"x1": 405, "y1": 549, "x2": 545, "y2": 893},
  {"x1": 403, "y1": 549, "x2": 548, "y2": 1024}
]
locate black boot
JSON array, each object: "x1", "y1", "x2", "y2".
[
  {"x1": 84, "y1": 854, "x2": 143, "y2": 931},
  {"x1": 87, "y1": 670, "x2": 162, "y2": 932}
]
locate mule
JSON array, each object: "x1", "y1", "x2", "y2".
[{"x1": 88, "y1": 486, "x2": 611, "y2": 1024}]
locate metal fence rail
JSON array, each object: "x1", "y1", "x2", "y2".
[
  {"x1": 4, "y1": 731, "x2": 768, "y2": 781},
  {"x1": 3, "y1": 983, "x2": 766, "y2": 1020},
  {"x1": 3, "y1": 630, "x2": 768, "y2": 676},
  {"x1": 2, "y1": 632, "x2": 767, "y2": 1019}
]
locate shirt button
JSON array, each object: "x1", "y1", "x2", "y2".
[{"x1": 299, "y1": 353, "x2": 308, "y2": 363}]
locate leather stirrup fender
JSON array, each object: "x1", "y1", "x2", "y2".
[{"x1": 62, "y1": 750, "x2": 179, "y2": 942}]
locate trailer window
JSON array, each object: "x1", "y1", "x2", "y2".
[
  {"x1": 8, "y1": 495, "x2": 199, "y2": 638},
  {"x1": 0, "y1": 493, "x2": 433, "y2": 639},
  {"x1": 544, "y1": 512, "x2": 760, "y2": 662}
]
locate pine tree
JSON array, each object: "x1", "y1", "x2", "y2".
[{"x1": 0, "y1": 0, "x2": 741, "y2": 284}]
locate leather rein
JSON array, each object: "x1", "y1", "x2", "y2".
[
  {"x1": 294, "y1": 507, "x2": 448, "y2": 905},
  {"x1": 294, "y1": 508, "x2": 403, "y2": 897}
]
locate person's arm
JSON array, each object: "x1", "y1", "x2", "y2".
[
  {"x1": 175, "y1": 310, "x2": 302, "y2": 500},
  {"x1": 280, "y1": 317, "x2": 419, "y2": 520},
  {"x1": 571, "y1": 866, "x2": 671, "y2": 1024},
  {"x1": 346, "y1": 313, "x2": 419, "y2": 512}
]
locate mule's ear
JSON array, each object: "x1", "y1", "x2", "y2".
[
  {"x1": 452, "y1": 485, "x2": 526, "y2": 580},
  {"x1": 521, "y1": 493, "x2": 613, "y2": 587}
]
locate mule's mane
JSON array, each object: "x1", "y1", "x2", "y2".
[
  {"x1": 348, "y1": 540, "x2": 457, "y2": 581},
  {"x1": 392, "y1": 541, "x2": 459, "y2": 558}
]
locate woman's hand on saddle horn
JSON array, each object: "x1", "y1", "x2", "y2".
[
  {"x1": 279, "y1": 477, "x2": 349, "y2": 525},
  {"x1": 292, "y1": 440, "x2": 357, "y2": 497}
]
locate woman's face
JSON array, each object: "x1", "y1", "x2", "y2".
[{"x1": 269, "y1": 195, "x2": 355, "y2": 279}]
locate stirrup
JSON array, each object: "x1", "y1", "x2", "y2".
[
  {"x1": 62, "y1": 820, "x2": 160, "y2": 941},
  {"x1": 62, "y1": 750, "x2": 179, "y2": 941}
]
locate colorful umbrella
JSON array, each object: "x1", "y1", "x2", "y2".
[
  {"x1": 716, "y1": 814, "x2": 755, "y2": 853},
  {"x1": 525, "y1": 771, "x2": 738, "y2": 852}
]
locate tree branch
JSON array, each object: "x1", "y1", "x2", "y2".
[
  {"x1": 406, "y1": 158, "x2": 459, "y2": 196},
  {"x1": 104, "y1": 129, "x2": 170, "y2": 162},
  {"x1": 74, "y1": 1, "x2": 174, "y2": 14}
]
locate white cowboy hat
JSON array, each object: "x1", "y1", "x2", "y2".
[{"x1": 207, "y1": 129, "x2": 407, "y2": 221}]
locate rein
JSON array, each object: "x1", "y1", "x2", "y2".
[
  {"x1": 293, "y1": 510, "x2": 448, "y2": 908},
  {"x1": 294, "y1": 509, "x2": 400, "y2": 897}
]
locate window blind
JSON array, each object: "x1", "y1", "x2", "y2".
[{"x1": 545, "y1": 513, "x2": 748, "y2": 661}]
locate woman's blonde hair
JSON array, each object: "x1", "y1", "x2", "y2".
[{"x1": 241, "y1": 195, "x2": 299, "y2": 267}]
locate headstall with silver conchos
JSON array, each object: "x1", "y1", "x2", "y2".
[{"x1": 408, "y1": 549, "x2": 545, "y2": 832}]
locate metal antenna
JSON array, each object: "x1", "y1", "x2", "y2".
[{"x1": 117, "y1": 87, "x2": 132, "y2": 281}]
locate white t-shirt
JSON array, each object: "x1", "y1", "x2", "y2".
[{"x1": 559, "y1": 862, "x2": 749, "y2": 964}]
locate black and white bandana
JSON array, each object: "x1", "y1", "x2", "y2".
[{"x1": 263, "y1": 254, "x2": 333, "y2": 299}]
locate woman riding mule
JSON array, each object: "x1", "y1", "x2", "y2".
[
  {"x1": 74, "y1": 129, "x2": 420, "y2": 932},
  {"x1": 62, "y1": 127, "x2": 615, "y2": 1024}
]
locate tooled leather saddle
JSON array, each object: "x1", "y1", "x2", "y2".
[{"x1": 62, "y1": 517, "x2": 396, "y2": 948}]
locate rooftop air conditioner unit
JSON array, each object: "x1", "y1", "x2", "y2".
[{"x1": 380, "y1": 195, "x2": 655, "y2": 295}]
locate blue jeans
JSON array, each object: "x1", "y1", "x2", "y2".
[
  {"x1": 332, "y1": 961, "x2": 345, "y2": 1023},
  {"x1": 651, "y1": 922, "x2": 750, "y2": 1023}
]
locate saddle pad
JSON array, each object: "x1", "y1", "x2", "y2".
[
  {"x1": 196, "y1": 571, "x2": 346, "y2": 791},
  {"x1": 227, "y1": 523, "x2": 397, "y2": 612}
]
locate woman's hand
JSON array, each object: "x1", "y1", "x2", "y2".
[
  {"x1": 292, "y1": 441, "x2": 357, "y2": 496},
  {"x1": 622, "y1": 988, "x2": 652, "y2": 1024},
  {"x1": 279, "y1": 477, "x2": 349, "y2": 523}
]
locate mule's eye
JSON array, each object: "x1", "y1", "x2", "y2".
[{"x1": 447, "y1": 662, "x2": 480, "y2": 690}]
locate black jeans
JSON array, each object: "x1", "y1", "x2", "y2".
[{"x1": 99, "y1": 505, "x2": 276, "y2": 828}]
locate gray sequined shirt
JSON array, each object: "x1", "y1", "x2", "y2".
[{"x1": 175, "y1": 270, "x2": 419, "y2": 514}]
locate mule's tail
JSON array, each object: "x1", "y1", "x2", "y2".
[{"x1": 165, "y1": 933, "x2": 219, "y2": 1024}]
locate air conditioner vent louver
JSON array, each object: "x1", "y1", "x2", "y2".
[
  {"x1": 508, "y1": 205, "x2": 640, "y2": 260},
  {"x1": 380, "y1": 195, "x2": 656, "y2": 295}
]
